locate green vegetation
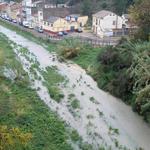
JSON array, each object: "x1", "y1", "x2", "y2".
[
  {"x1": 68, "y1": 0, "x2": 134, "y2": 16},
  {"x1": 0, "y1": 20, "x2": 56, "y2": 52},
  {"x1": 57, "y1": 38, "x2": 101, "y2": 83},
  {"x1": 70, "y1": 130, "x2": 81, "y2": 142},
  {"x1": 42, "y1": 66, "x2": 65, "y2": 103},
  {"x1": 71, "y1": 99, "x2": 80, "y2": 109},
  {"x1": 109, "y1": 126, "x2": 119, "y2": 135},
  {"x1": 0, "y1": 0, "x2": 149, "y2": 124},
  {"x1": 0, "y1": 33, "x2": 72, "y2": 150},
  {"x1": 113, "y1": 0, "x2": 134, "y2": 15},
  {"x1": 59, "y1": 37, "x2": 150, "y2": 123},
  {"x1": 129, "y1": 0, "x2": 150, "y2": 41},
  {"x1": 0, "y1": 125, "x2": 32, "y2": 150},
  {"x1": 89, "y1": 97, "x2": 99, "y2": 104},
  {"x1": 81, "y1": 91, "x2": 84, "y2": 95},
  {"x1": 57, "y1": 38, "x2": 85, "y2": 59},
  {"x1": 68, "y1": 93, "x2": 80, "y2": 110}
]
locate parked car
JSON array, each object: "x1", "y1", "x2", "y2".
[
  {"x1": 77, "y1": 28, "x2": 83, "y2": 33},
  {"x1": 28, "y1": 24, "x2": 34, "y2": 29},
  {"x1": 5, "y1": 16, "x2": 11, "y2": 21},
  {"x1": 38, "y1": 27, "x2": 44, "y2": 33},
  {"x1": 1, "y1": 13, "x2": 7, "y2": 19},
  {"x1": 34, "y1": 26, "x2": 43, "y2": 33},
  {"x1": 57, "y1": 31, "x2": 63, "y2": 36},
  {"x1": 23, "y1": 21, "x2": 29, "y2": 28},
  {"x1": 63, "y1": 31, "x2": 68, "y2": 35},
  {"x1": 12, "y1": 19, "x2": 17, "y2": 23}
]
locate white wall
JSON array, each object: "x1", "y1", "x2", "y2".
[
  {"x1": 92, "y1": 13, "x2": 123, "y2": 37},
  {"x1": 22, "y1": 0, "x2": 32, "y2": 22},
  {"x1": 38, "y1": 10, "x2": 43, "y2": 22},
  {"x1": 101, "y1": 15, "x2": 123, "y2": 30}
]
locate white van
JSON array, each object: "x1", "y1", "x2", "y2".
[{"x1": 23, "y1": 21, "x2": 29, "y2": 28}]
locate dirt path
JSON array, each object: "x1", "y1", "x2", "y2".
[{"x1": 0, "y1": 25, "x2": 150, "y2": 150}]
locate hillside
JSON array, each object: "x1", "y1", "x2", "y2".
[{"x1": 9, "y1": 0, "x2": 134, "y2": 16}]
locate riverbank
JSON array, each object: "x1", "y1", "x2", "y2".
[
  {"x1": 0, "y1": 24, "x2": 150, "y2": 150},
  {"x1": 1, "y1": 19, "x2": 149, "y2": 124},
  {"x1": 0, "y1": 33, "x2": 73, "y2": 150}
]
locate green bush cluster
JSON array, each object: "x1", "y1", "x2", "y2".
[
  {"x1": 94, "y1": 40, "x2": 150, "y2": 123},
  {"x1": 42, "y1": 67, "x2": 65, "y2": 103},
  {"x1": 62, "y1": 37, "x2": 150, "y2": 123},
  {"x1": 57, "y1": 38, "x2": 86, "y2": 59}
]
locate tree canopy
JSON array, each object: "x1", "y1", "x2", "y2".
[{"x1": 129, "y1": 0, "x2": 150, "y2": 40}]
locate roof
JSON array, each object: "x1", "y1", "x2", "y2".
[
  {"x1": 69, "y1": 14, "x2": 80, "y2": 17},
  {"x1": 32, "y1": 0, "x2": 42, "y2": 4},
  {"x1": 46, "y1": 16, "x2": 59, "y2": 23},
  {"x1": 93, "y1": 10, "x2": 115, "y2": 18},
  {"x1": 43, "y1": 8, "x2": 70, "y2": 20}
]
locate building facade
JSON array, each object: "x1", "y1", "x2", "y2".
[{"x1": 92, "y1": 10, "x2": 123, "y2": 37}]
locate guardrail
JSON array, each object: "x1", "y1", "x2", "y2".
[{"x1": 46, "y1": 34, "x2": 118, "y2": 46}]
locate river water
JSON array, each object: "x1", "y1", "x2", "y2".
[{"x1": 0, "y1": 25, "x2": 150, "y2": 150}]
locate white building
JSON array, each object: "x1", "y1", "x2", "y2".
[
  {"x1": 122, "y1": 14, "x2": 131, "y2": 29},
  {"x1": 92, "y1": 10, "x2": 123, "y2": 38},
  {"x1": 22, "y1": 0, "x2": 33, "y2": 22}
]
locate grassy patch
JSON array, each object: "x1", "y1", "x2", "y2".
[
  {"x1": 0, "y1": 19, "x2": 56, "y2": 52},
  {"x1": 108, "y1": 126, "x2": 119, "y2": 135},
  {"x1": 70, "y1": 130, "x2": 81, "y2": 142},
  {"x1": 68, "y1": 93, "x2": 75, "y2": 99},
  {"x1": 72, "y1": 46, "x2": 101, "y2": 70},
  {"x1": 0, "y1": 33, "x2": 72, "y2": 150},
  {"x1": 68, "y1": 94, "x2": 80, "y2": 110},
  {"x1": 42, "y1": 66, "x2": 65, "y2": 103},
  {"x1": 89, "y1": 97, "x2": 99, "y2": 104},
  {"x1": 71, "y1": 99, "x2": 80, "y2": 109}
]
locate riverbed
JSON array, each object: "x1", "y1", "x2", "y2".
[{"x1": 0, "y1": 25, "x2": 150, "y2": 150}]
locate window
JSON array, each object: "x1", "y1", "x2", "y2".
[
  {"x1": 113, "y1": 21, "x2": 116, "y2": 25},
  {"x1": 96, "y1": 19, "x2": 98, "y2": 25}
]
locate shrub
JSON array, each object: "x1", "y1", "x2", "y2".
[{"x1": 57, "y1": 38, "x2": 84, "y2": 59}]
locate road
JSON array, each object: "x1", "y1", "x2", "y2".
[{"x1": 0, "y1": 18, "x2": 119, "y2": 46}]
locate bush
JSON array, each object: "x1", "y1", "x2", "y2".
[
  {"x1": 57, "y1": 38, "x2": 84, "y2": 59},
  {"x1": 97, "y1": 43, "x2": 134, "y2": 102}
]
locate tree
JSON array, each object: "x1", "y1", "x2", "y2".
[
  {"x1": 82, "y1": 0, "x2": 92, "y2": 17},
  {"x1": 129, "y1": 0, "x2": 150, "y2": 40},
  {"x1": 129, "y1": 42, "x2": 150, "y2": 121},
  {"x1": 113, "y1": 0, "x2": 134, "y2": 15}
]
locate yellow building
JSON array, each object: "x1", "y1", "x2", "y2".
[
  {"x1": 42, "y1": 15, "x2": 88, "y2": 34},
  {"x1": 43, "y1": 17, "x2": 69, "y2": 33}
]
